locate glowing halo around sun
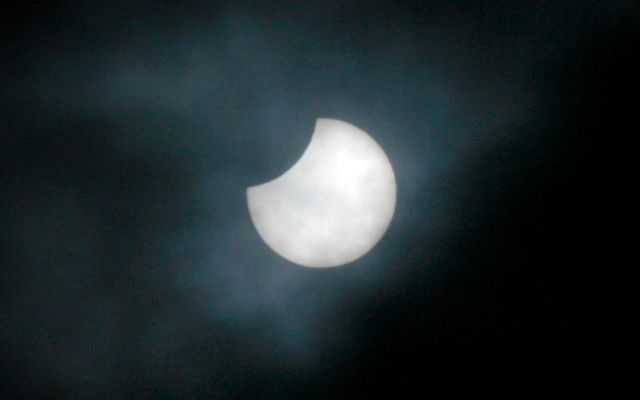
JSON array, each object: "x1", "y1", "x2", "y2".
[{"x1": 247, "y1": 118, "x2": 396, "y2": 268}]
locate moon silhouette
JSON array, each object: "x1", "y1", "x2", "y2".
[{"x1": 247, "y1": 118, "x2": 396, "y2": 268}]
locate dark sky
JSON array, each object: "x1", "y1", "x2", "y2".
[{"x1": 1, "y1": 1, "x2": 637, "y2": 397}]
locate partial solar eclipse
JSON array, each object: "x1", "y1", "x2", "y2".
[{"x1": 247, "y1": 118, "x2": 396, "y2": 268}]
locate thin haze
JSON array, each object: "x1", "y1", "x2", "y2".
[{"x1": 1, "y1": 1, "x2": 636, "y2": 397}]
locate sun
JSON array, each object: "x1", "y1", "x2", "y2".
[{"x1": 247, "y1": 118, "x2": 396, "y2": 268}]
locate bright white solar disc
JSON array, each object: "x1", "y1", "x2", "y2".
[{"x1": 247, "y1": 118, "x2": 396, "y2": 268}]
